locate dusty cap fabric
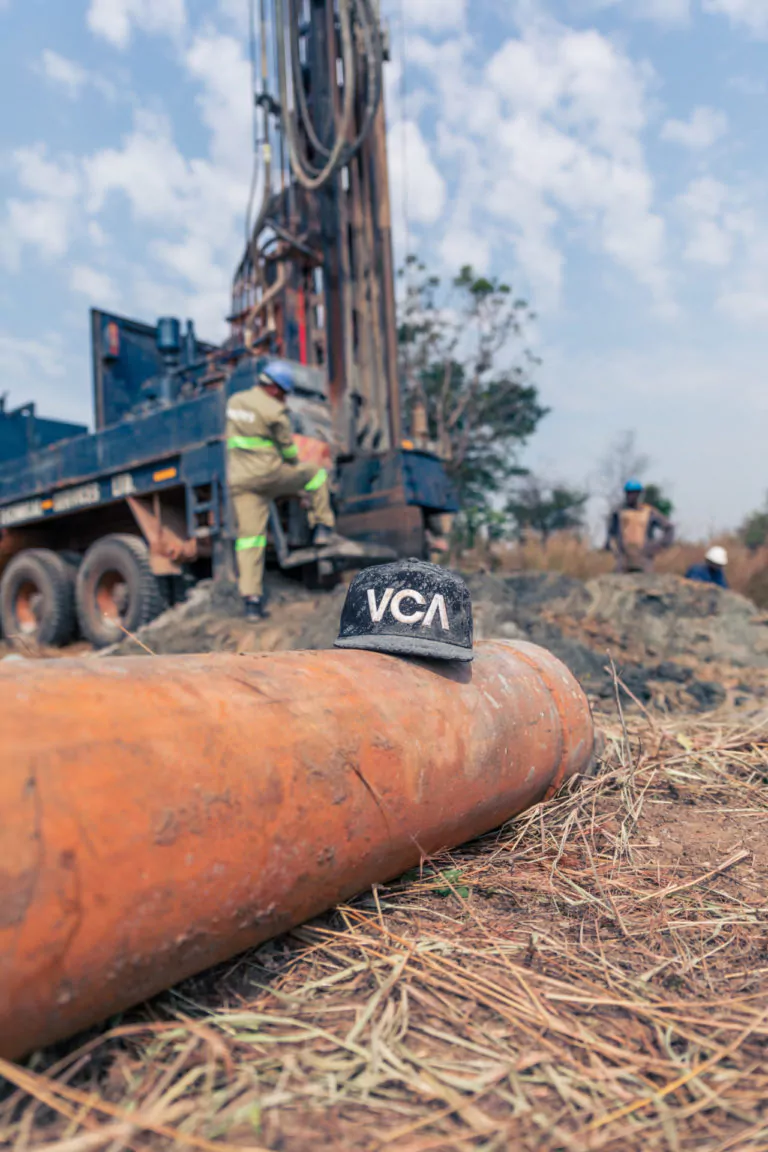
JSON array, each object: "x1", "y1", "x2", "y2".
[{"x1": 334, "y1": 558, "x2": 473, "y2": 662}]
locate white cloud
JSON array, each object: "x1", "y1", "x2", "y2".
[
  {"x1": 403, "y1": 0, "x2": 466, "y2": 32},
  {"x1": 727, "y1": 74, "x2": 767, "y2": 96},
  {"x1": 215, "y1": 0, "x2": 249, "y2": 34},
  {"x1": 13, "y1": 144, "x2": 80, "y2": 200},
  {"x1": 579, "y1": 0, "x2": 690, "y2": 25},
  {"x1": 661, "y1": 106, "x2": 728, "y2": 149},
  {"x1": 719, "y1": 289, "x2": 768, "y2": 321},
  {"x1": 0, "y1": 332, "x2": 66, "y2": 404},
  {"x1": 84, "y1": 111, "x2": 191, "y2": 222},
  {"x1": 0, "y1": 146, "x2": 81, "y2": 268},
  {"x1": 37, "y1": 48, "x2": 117, "y2": 100},
  {"x1": 70, "y1": 265, "x2": 120, "y2": 306},
  {"x1": 87, "y1": 0, "x2": 186, "y2": 49},
  {"x1": 88, "y1": 221, "x2": 108, "y2": 247},
  {"x1": 184, "y1": 32, "x2": 252, "y2": 174},
  {"x1": 39, "y1": 50, "x2": 88, "y2": 98},
  {"x1": 0, "y1": 333, "x2": 91, "y2": 425},
  {"x1": 78, "y1": 25, "x2": 252, "y2": 336},
  {"x1": 634, "y1": 0, "x2": 690, "y2": 21},
  {"x1": 716, "y1": 227, "x2": 768, "y2": 323},
  {"x1": 438, "y1": 226, "x2": 491, "y2": 274},
  {"x1": 670, "y1": 178, "x2": 768, "y2": 322},
  {"x1": 387, "y1": 119, "x2": 447, "y2": 228},
  {"x1": 4, "y1": 199, "x2": 72, "y2": 261},
  {"x1": 677, "y1": 177, "x2": 754, "y2": 267},
  {"x1": 403, "y1": 18, "x2": 670, "y2": 309},
  {"x1": 703, "y1": 0, "x2": 768, "y2": 36},
  {"x1": 0, "y1": 333, "x2": 65, "y2": 382},
  {"x1": 81, "y1": 112, "x2": 244, "y2": 334},
  {"x1": 3, "y1": 18, "x2": 253, "y2": 340}
]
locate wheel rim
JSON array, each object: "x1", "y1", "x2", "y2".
[
  {"x1": 95, "y1": 570, "x2": 130, "y2": 624},
  {"x1": 15, "y1": 580, "x2": 43, "y2": 635}
]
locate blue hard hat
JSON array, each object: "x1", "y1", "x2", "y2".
[
  {"x1": 259, "y1": 359, "x2": 295, "y2": 394},
  {"x1": 624, "y1": 478, "x2": 643, "y2": 493}
]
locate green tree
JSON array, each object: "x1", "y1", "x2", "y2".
[
  {"x1": 397, "y1": 258, "x2": 548, "y2": 520},
  {"x1": 643, "y1": 483, "x2": 674, "y2": 519},
  {"x1": 506, "y1": 478, "x2": 589, "y2": 542},
  {"x1": 740, "y1": 495, "x2": 768, "y2": 551}
]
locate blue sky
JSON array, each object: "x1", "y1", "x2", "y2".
[{"x1": 0, "y1": 0, "x2": 766, "y2": 536}]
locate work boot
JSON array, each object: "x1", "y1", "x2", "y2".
[
  {"x1": 312, "y1": 524, "x2": 339, "y2": 548},
  {"x1": 425, "y1": 530, "x2": 449, "y2": 555},
  {"x1": 243, "y1": 596, "x2": 269, "y2": 620}
]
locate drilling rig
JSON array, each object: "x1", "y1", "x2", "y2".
[
  {"x1": 0, "y1": 0, "x2": 458, "y2": 648},
  {"x1": 228, "y1": 0, "x2": 458, "y2": 549}
]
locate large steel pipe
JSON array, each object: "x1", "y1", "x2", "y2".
[{"x1": 0, "y1": 640, "x2": 593, "y2": 1059}]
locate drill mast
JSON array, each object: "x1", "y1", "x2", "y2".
[{"x1": 230, "y1": 0, "x2": 400, "y2": 456}]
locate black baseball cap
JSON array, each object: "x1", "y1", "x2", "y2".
[{"x1": 334, "y1": 558, "x2": 473, "y2": 662}]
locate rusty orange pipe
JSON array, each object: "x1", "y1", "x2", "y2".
[{"x1": 0, "y1": 640, "x2": 593, "y2": 1059}]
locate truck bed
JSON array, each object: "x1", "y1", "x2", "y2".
[{"x1": 0, "y1": 391, "x2": 224, "y2": 529}]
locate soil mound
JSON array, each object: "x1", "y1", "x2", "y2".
[{"x1": 107, "y1": 569, "x2": 768, "y2": 713}]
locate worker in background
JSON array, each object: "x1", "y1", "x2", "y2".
[
  {"x1": 606, "y1": 479, "x2": 674, "y2": 573},
  {"x1": 227, "y1": 359, "x2": 338, "y2": 619},
  {"x1": 686, "y1": 546, "x2": 729, "y2": 588}
]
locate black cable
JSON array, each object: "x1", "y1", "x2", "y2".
[
  {"x1": 236, "y1": 0, "x2": 385, "y2": 299},
  {"x1": 243, "y1": 0, "x2": 260, "y2": 249},
  {"x1": 276, "y1": 0, "x2": 356, "y2": 189},
  {"x1": 287, "y1": 0, "x2": 382, "y2": 167}
]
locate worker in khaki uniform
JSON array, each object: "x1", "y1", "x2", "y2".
[
  {"x1": 227, "y1": 359, "x2": 337, "y2": 619},
  {"x1": 605, "y1": 479, "x2": 673, "y2": 573}
]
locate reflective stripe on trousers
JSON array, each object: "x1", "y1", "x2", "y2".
[
  {"x1": 235, "y1": 535, "x2": 267, "y2": 551},
  {"x1": 304, "y1": 467, "x2": 327, "y2": 492}
]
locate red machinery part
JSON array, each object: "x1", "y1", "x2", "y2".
[{"x1": 0, "y1": 640, "x2": 594, "y2": 1060}]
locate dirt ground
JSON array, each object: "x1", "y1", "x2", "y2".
[
  {"x1": 2, "y1": 712, "x2": 767, "y2": 1151},
  {"x1": 87, "y1": 569, "x2": 768, "y2": 718},
  {"x1": 3, "y1": 570, "x2": 768, "y2": 1149}
]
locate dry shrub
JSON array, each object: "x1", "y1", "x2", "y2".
[
  {"x1": 460, "y1": 533, "x2": 768, "y2": 604},
  {"x1": 459, "y1": 534, "x2": 614, "y2": 580},
  {"x1": 654, "y1": 537, "x2": 768, "y2": 601}
]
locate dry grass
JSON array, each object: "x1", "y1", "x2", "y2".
[
  {"x1": 2, "y1": 708, "x2": 768, "y2": 1151},
  {"x1": 461, "y1": 534, "x2": 768, "y2": 605}
]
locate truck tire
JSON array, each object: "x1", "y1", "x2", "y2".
[
  {"x1": 0, "y1": 549, "x2": 76, "y2": 647},
  {"x1": 76, "y1": 535, "x2": 166, "y2": 648}
]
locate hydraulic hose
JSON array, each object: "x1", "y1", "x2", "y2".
[
  {"x1": 235, "y1": 0, "x2": 384, "y2": 304},
  {"x1": 288, "y1": 0, "x2": 382, "y2": 165},
  {"x1": 276, "y1": 0, "x2": 355, "y2": 190},
  {"x1": 247, "y1": 0, "x2": 274, "y2": 273}
]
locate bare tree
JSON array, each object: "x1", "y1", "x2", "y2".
[{"x1": 596, "y1": 431, "x2": 650, "y2": 511}]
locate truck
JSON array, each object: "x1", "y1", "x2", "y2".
[{"x1": 0, "y1": 0, "x2": 458, "y2": 649}]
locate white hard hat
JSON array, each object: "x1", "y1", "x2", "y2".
[{"x1": 706, "y1": 545, "x2": 728, "y2": 567}]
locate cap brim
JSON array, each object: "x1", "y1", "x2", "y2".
[{"x1": 334, "y1": 633, "x2": 473, "y2": 662}]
